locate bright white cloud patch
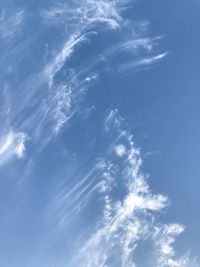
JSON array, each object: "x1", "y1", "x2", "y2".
[
  {"x1": 115, "y1": 144, "x2": 126, "y2": 157},
  {"x1": 0, "y1": 130, "x2": 27, "y2": 166}
]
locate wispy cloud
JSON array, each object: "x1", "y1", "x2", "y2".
[
  {"x1": 0, "y1": 130, "x2": 27, "y2": 166},
  {"x1": 0, "y1": 0, "x2": 168, "y2": 155},
  {"x1": 41, "y1": 0, "x2": 123, "y2": 30},
  {"x1": 8, "y1": 1, "x2": 127, "y2": 149},
  {"x1": 135, "y1": 52, "x2": 169, "y2": 66},
  {"x1": 117, "y1": 52, "x2": 169, "y2": 74},
  {"x1": 154, "y1": 224, "x2": 188, "y2": 267},
  {"x1": 49, "y1": 110, "x2": 196, "y2": 267},
  {"x1": 0, "y1": 1, "x2": 198, "y2": 266},
  {"x1": 0, "y1": 9, "x2": 24, "y2": 41}
]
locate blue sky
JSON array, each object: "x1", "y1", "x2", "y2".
[{"x1": 0, "y1": 1, "x2": 199, "y2": 267}]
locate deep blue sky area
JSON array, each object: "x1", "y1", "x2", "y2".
[
  {"x1": 133, "y1": 0, "x2": 200, "y2": 254},
  {"x1": 0, "y1": 1, "x2": 199, "y2": 267}
]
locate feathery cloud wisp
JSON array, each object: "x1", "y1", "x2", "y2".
[
  {"x1": 0, "y1": 130, "x2": 27, "y2": 166},
  {"x1": 50, "y1": 110, "x2": 193, "y2": 267},
  {"x1": 0, "y1": 9, "x2": 24, "y2": 41}
]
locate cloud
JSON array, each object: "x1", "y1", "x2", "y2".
[
  {"x1": 135, "y1": 52, "x2": 169, "y2": 66},
  {"x1": 153, "y1": 224, "x2": 188, "y2": 267},
  {"x1": 49, "y1": 110, "x2": 196, "y2": 267},
  {"x1": 39, "y1": 0, "x2": 168, "y2": 143},
  {"x1": 0, "y1": 9, "x2": 24, "y2": 41},
  {"x1": 16, "y1": 0, "x2": 128, "y2": 147},
  {"x1": 41, "y1": 0, "x2": 123, "y2": 30},
  {"x1": 0, "y1": 1, "x2": 199, "y2": 267},
  {"x1": 115, "y1": 144, "x2": 126, "y2": 157},
  {"x1": 0, "y1": 130, "x2": 27, "y2": 166},
  {"x1": 105, "y1": 109, "x2": 123, "y2": 132},
  {"x1": 0, "y1": 0, "x2": 168, "y2": 155},
  {"x1": 117, "y1": 52, "x2": 169, "y2": 74},
  {"x1": 44, "y1": 34, "x2": 88, "y2": 88}
]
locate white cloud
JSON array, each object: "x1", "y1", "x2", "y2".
[
  {"x1": 0, "y1": 130, "x2": 27, "y2": 166},
  {"x1": 58, "y1": 110, "x2": 196, "y2": 267},
  {"x1": 117, "y1": 52, "x2": 169, "y2": 74},
  {"x1": 2, "y1": 0, "x2": 168, "y2": 153},
  {"x1": 44, "y1": 34, "x2": 88, "y2": 88},
  {"x1": 154, "y1": 224, "x2": 187, "y2": 267},
  {"x1": 41, "y1": 0, "x2": 123, "y2": 30},
  {"x1": 115, "y1": 144, "x2": 126, "y2": 157},
  {"x1": 0, "y1": 1, "x2": 198, "y2": 266},
  {"x1": 105, "y1": 109, "x2": 123, "y2": 131},
  {"x1": 0, "y1": 9, "x2": 24, "y2": 41},
  {"x1": 135, "y1": 52, "x2": 169, "y2": 66}
]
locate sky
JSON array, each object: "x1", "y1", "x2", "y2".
[{"x1": 0, "y1": 0, "x2": 199, "y2": 267}]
